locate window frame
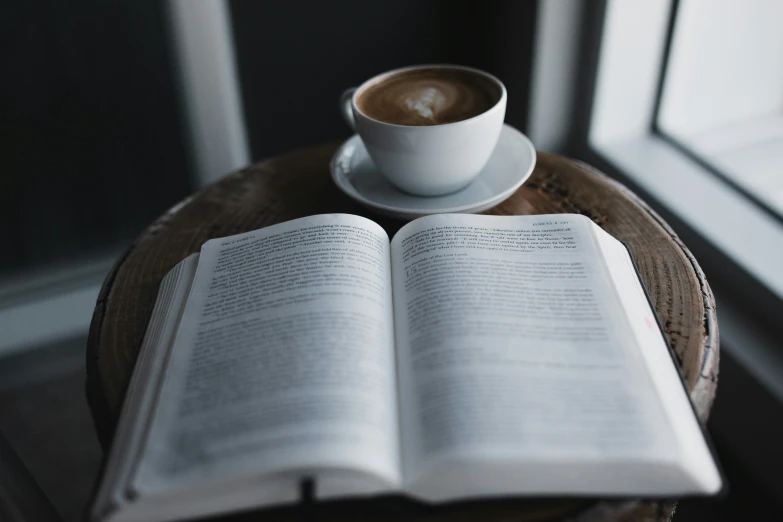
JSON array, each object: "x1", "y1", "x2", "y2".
[
  {"x1": 0, "y1": 252, "x2": 117, "y2": 358},
  {"x1": 651, "y1": 0, "x2": 783, "y2": 225},
  {"x1": 587, "y1": 0, "x2": 783, "y2": 303}
]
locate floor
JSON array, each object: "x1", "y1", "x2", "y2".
[
  {"x1": 0, "y1": 336, "x2": 102, "y2": 522},
  {"x1": 0, "y1": 337, "x2": 780, "y2": 522}
]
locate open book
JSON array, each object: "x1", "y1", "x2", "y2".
[{"x1": 92, "y1": 213, "x2": 722, "y2": 522}]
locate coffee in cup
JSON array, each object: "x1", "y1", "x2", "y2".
[
  {"x1": 341, "y1": 65, "x2": 506, "y2": 197},
  {"x1": 355, "y1": 68, "x2": 502, "y2": 127}
]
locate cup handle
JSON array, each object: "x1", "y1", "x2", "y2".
[{"x1": 340, "y1": 88, "x2": 357, "y2": 131}]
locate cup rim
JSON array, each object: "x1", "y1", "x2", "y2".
[{"x1": 351, "y1": 64, "x2": 507, "y2": 129}]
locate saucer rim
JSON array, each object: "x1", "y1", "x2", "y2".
[{"x1": 330, "y1": 124, "x2": 537, "y2": 218}]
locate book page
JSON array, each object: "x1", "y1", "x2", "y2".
[
  {"x1": 131, "y1": 214, "x2": 400, "y2": 500},
  {"x1": 592, "y1": 225, "x2": 721, "y2": 494},
  {"x1": 390, "y1": 213, "x2": 700, "y2": 499},
  {"x1": 92, "y1": 254, "x2": 200, "y2": 522}
]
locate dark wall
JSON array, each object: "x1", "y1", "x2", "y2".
[
  {"x1": 0, "y1": 1, "x2": 191, "y2": 273},
  {"x1": 229, "y1": 0, "x2": 537, "y2": 161},
  {"x1": 1, "y1": 1, "x2": 537, "y2": 275}
]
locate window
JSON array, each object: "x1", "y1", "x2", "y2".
[
  {"x1": 586, "y1": 0, "x2": 783, "y2": 305},
  {"x1": 657, "y1": 0, "x2": 783, "y2": 220}
]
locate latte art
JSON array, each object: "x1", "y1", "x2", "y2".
[
  {"x1": 356, "y1": 68, "x2": 500, "y2": 126},
  {"x1": 404, "y1": 86, "x2": 450, "y2": 120}
]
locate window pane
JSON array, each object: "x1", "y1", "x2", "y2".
[{"x1": 657, "y1": 0, "x2": 783, "y2": 218}]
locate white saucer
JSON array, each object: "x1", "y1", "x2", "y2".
[{"x1": 330, "y1": 124, "x2": 536, "y2": 219}]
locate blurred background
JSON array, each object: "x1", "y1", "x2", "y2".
[{"x1": 1, "y1": 1, "x2": 781, "y2": 520}]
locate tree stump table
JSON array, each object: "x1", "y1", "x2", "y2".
[{"x1": 87, "y1": 146, "x2": 718, "y2": 522}]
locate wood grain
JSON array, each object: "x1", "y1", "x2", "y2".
[{"x1": 86, "y1": 147, "x2": 718, "y2": 521}]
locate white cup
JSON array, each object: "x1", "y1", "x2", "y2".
[{"x1": 340, "y1": 65, "x2": 507, "y2": 196}]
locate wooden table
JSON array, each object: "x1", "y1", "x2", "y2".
[{"x1": 86, "y1": 146, "x2": 718, "y2": 522}]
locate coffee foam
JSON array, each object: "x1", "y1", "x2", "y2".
[
  {"x1": 403, "y1": 83, "x2": 454, "y2": 120},
  {"x1": 357, "y1": 69, "x2": 499, "y2": 126}
]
